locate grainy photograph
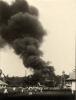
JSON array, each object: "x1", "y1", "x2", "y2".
[{"x1": 0, "y1": 0, "x2": 75, "y2": 99}]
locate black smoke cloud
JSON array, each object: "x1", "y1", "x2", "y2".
[
  {"x1": 0, "y1": 0, "x2": 52, "y2": 75},
  {"x1": 11, "y1": 0, "x2": 29, "y2": 15},
  {"x1": 29, "y1": 6, "x2": 39, "y2": 17},
  {"x1": 1, "y1": 12, "x2": 45, "y2": 43},
  {"x1": 0, "y1": 36, "x2": 6, "y2": 48},
  {"x1": 0, "y1": 0, "x2": 11, "y2": 24}
]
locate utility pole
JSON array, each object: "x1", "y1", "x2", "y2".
[
  {"x1": 75, "y1": 34, "x2": 76, "y2": 96},
  {"x1": 60, "y1": 71, "x2": 65, "y2": 89}
]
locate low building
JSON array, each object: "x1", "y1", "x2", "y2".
[{"x1": 66, "y1": 71, "x2": 76, "y2": 93}]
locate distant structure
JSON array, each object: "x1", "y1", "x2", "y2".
[
  {"x1": 0, "y1": 69, "x2": 2, "y2": 78},
  {"x1": 60, "y1": 71, "x2": 66, "y2": 88},
  {"x1": 66, "y1": 70, "x2": 76, "y2": 93},
  {"x1": 0, "y1": 69, "x2": 8, "y2": 88},
  {"x1": 0, "y1": 80, "x2": 8, "y2": 88}
]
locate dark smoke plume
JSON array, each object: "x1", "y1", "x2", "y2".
[
  {"x1": 0, "y1": 36, "x2": 6, "y2": 48},
  {"x1": 0, "y1": 0, "x2": 54, "y2": 78},
  {"x1": 0, "y1": 1, "x2": 11, "y2": 24},
  {"x1": 11, "y1": 0, "x2": 29, "y2": 15},
  {"x1": 29, "y1": 6, "x2": 39, "y2": 17},
  {"x1": 1, "y1": 12, "x2": 45, "y2": 43}
]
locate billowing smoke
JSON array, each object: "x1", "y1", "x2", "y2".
[
  {"x1": 0, "y1": 0, "x2": 52, "y2": 77},
  {"x1": 0, "y1": 36, "x2": 6, "y2": 48}
]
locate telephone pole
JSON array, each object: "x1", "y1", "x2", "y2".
[{"x1": 75, "y1": 34, "x2": 76, "y2": 95}]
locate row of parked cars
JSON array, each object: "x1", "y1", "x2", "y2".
[
  {"x1": 0, "y1": 85, "x2": 73, "y2": 96},
  {"x1": 0, "y1": 86, "x2": 45, "y2": 95}
]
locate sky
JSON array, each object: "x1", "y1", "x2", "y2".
[{"x1": 0, "y1": 0, "x2": 75, "y2": 76}]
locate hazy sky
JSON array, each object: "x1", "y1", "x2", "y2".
[{"x1": 0, "y1": 0, "x2": 75, "y2": 76}]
